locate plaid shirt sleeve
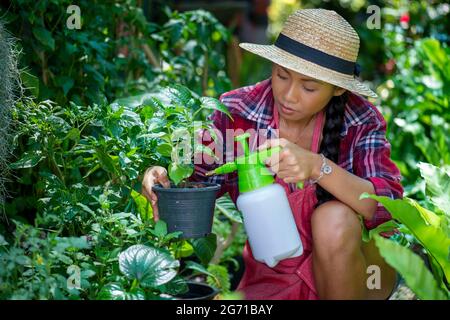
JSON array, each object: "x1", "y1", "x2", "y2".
[{"x1": 350, "y1": 116, "x2": 404, "y2": 230}]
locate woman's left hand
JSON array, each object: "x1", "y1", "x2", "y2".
[{"x1": 258, "y1": 138, "x2": 321, "y2": 185}]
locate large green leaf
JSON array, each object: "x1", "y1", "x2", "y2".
[
  {"x1": 361, "y1": 193, "x2": 450, "y2": 283},
  {"x1": 97, "y1": 283, "x2": 146, "y2": 300},
  {"x1": 156, "y1": 143, "x2": 172, "y2": 157},
  {"x1": 421, "y1": 38, "x2": 450, "y2": 78},
  {"x1": 190, "y1": 233, "x2": 217, "y2": 265},
  {"x1": 131, "y1": 190, "x2": 153, "y2": 221},
  {"x1": 168, "y1": 163, "x2": 193, "y2": 185},
  {"x1": 9, "y1": 151, "x2": 44, "y2": 169},
  {"x1": 200, "y1": 97, "x2": 232, "y2": 119},
  {"x1": 215, "y1": 193, "x2": 243, "y2": 223},
  {"x1": 417, "y1": 162, "x2": 450, "y2": 215},
  {"x1": 373, "y1": 235, "x2": 448, "y2": 300},
  {"x1": 164, "y1": 84, "x2": 195, "y2": 107},
  {"x1": 118, "y1": 244, "x2": 179, "y2": 288}
]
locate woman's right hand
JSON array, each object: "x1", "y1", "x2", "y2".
[{"x1": 141, "y1": 166, "x2": 170, "y2": 221}]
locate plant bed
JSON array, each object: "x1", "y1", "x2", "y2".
[{"x1": 153, "y1": 182, "x2": 221, "y2": 239}]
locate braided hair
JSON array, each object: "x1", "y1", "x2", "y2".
[{"x1": 315, "y1": 92, "x2": 348, "y2": 207}]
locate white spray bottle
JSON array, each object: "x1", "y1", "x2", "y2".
[{"x1": 207, "y1": 133, "x2": 303, "y2": 267}]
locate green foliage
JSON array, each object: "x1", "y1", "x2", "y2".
[
  {"x1": 118, "y1": 244, "x2": 179, "y2": 288},
  {"x1": 118, "y1": 84, "x2": 231, "y2": 186},
  {"x1": 0, "y1": 2, "x2": 231, "y2": 104},
  {"x1": 206, "y1": 264, "x2": 231, "y2": 294},
  {"x1": 0, "y1": 221, "x2": 93, "y2": 299},
  {"x1": 373, "y1": 234, "x2": 448, "y2": 300},
  {"x1": 2, "y1": 91, "x2": 234, "y2": 298},
  {"x1": 361, "y1": 162, "x2": 450, "y2": 299}
]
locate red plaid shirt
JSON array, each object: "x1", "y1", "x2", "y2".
[{"x1": 191, "y1": 78, "x2": 403, "y2": 230}]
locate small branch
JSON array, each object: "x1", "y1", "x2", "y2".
[
  {"x1": 202, "y1": 51, "x2": 209, "y2": 96},
  {"x1": 211, "y1": 221, "x2": 240, "y2": 265},
  {"x1": 142, "y1": 43, "x2": 159, "y2": 68}
]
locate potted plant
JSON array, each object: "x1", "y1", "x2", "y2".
[{"x1": 144, "y1": 84, "x2": 232, "y2": 239}]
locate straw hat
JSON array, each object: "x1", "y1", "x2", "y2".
[{"x1": 240, "y1": 9, "x2": 377, "y2": 98}]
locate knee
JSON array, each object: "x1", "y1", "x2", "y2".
[{"x1": 311, "y1": 200, "x2": 362, "y2": 255}]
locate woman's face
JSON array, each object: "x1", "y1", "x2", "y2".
[{"x1": 271, "y1": 64, "x2": 346, "y2": 122}]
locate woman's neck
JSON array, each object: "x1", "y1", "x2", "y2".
[{"x1": 279, "y1": 114, "x2": 315, "y2": 132}]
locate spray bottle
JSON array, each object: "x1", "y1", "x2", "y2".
[{"x1": 206, "y1": 133, "x2": 303, "y2": 267}]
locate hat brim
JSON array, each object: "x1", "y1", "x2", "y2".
[{"x1": 239, "y1": 43, "x2": 378, "y2": 99}]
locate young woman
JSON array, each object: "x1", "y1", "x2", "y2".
[{"x1": 141, "y1": 9, "x2": 403, "y2": 300}]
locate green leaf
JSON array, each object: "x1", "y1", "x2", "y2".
[
  {"x1": 191, "y1": 233, "x2": 217, "y2": 265},
  {"x1": 215, "y1": 193, "x2": 242, "y2": 223},
  {"x1": 171, "y1": 240, "x2": 194, "y2": 258},
  {"x1": 168, "y1": 163, "x2": 193, "y2": 185},
  {"x1": 417, "y1": 162, "x2": 450, "y2": 215},
  {"x1": 200, "y1": 97, "x2": 232, "y2": 119},
  {"x1": 55, "y1": 76, "x2": 74, "y2": 95},
  {"x1": 373, "y1": 235, "x2": 448, "y2": 300},
  {"x1": 361, "y1": 193, "x2": 450, "y2": 283},
  {"x1": 10, "y1": 151, "x2": 44, "y2": 169},
  {"x1": 184, "y1": 260, "x2": 215, "y2": 278},
  {"x1": 33, "y1": 26, "x2": 55, "y2": 50},
  {"x1": 97, "y1": 283, "x2": 146, "y2": 300},
  {"x1": 156, "y1": 276, "x2": 188, "y2": 295},
  {"x1": 0, "y1": 235, "x2": 8, "y2": 246},
  {"x1": 165, "y1": 84, "x2": 194, "y2": 106},
  {"x1": 65, "y1": 128, "x2": 80, "y2": 142},
  {"x1": 95, "y1": 147, "x2": 117, "y2": 174},
  {"x1": 97, "y1": 283, "x2": 127, "y2": 300},
  {"x1": 131, "y1": 189, "x2": 153, "y2": 221},
  {"x1": 118, "y1": 244, "x2": 179, "y2": 288},
  {"x1": 207, "y1": 264, "x2": 229, "y2": 292},
  {"x1": 154, "y1": 220, "x2": 168, "y2": 238},
  {"x1": 421, "y1": 39, "x2": 450, "y2": 77},
  {"x1": 156, "y1": 143, "x2": 172, "y2": 157}
]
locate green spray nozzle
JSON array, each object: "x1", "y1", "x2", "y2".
[{"x1": 206, "y1": 133, "x2": 304, "y2": 192}]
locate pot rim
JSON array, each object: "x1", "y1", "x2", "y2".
[
  {"x1": 173, "y1": 281, "x2": 220, "y2": 300},
  {"x1": 152, "y1": 182, "x2": 221, "y2": 193}
]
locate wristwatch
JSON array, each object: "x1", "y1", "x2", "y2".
[{"x1": 310, "y1": 153, "x2": 332, "y2": 184}]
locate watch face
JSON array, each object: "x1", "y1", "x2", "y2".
[{"x1": 323, "y1": 165, "x2": 332, "y2": 175}]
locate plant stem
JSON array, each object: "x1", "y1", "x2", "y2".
[
  {"x1": 211, "y1": 221, "x2": 240, "y2": 264},
  {"x1": 202, "y1": 51, "x2": 209, "y2": 96}
]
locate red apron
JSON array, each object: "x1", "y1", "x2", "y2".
[{"x1": 236, "y1": 109, "x2": 325, "y2": 300}]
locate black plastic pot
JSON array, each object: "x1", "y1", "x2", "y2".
[
  {"x1": 174, "y1": 281, "x2": 219, "y2": 300},
  {"x1": 152, "y1": 182, "x2": 221, "y2": 239}
]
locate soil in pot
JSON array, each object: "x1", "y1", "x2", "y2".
[{"x1": 152, "y1": 182, "x2": 221, "y2": 239}]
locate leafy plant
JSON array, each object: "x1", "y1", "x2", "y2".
[
  {"x1": 361, "y1": 162, "x2": 450, "y2": 300},
  {"x1": 0, "y1": 2, "x2": 231, "y2": 104},
  {"x1": 116, "y1": 84, "x2": 232, "y2": 186}
]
